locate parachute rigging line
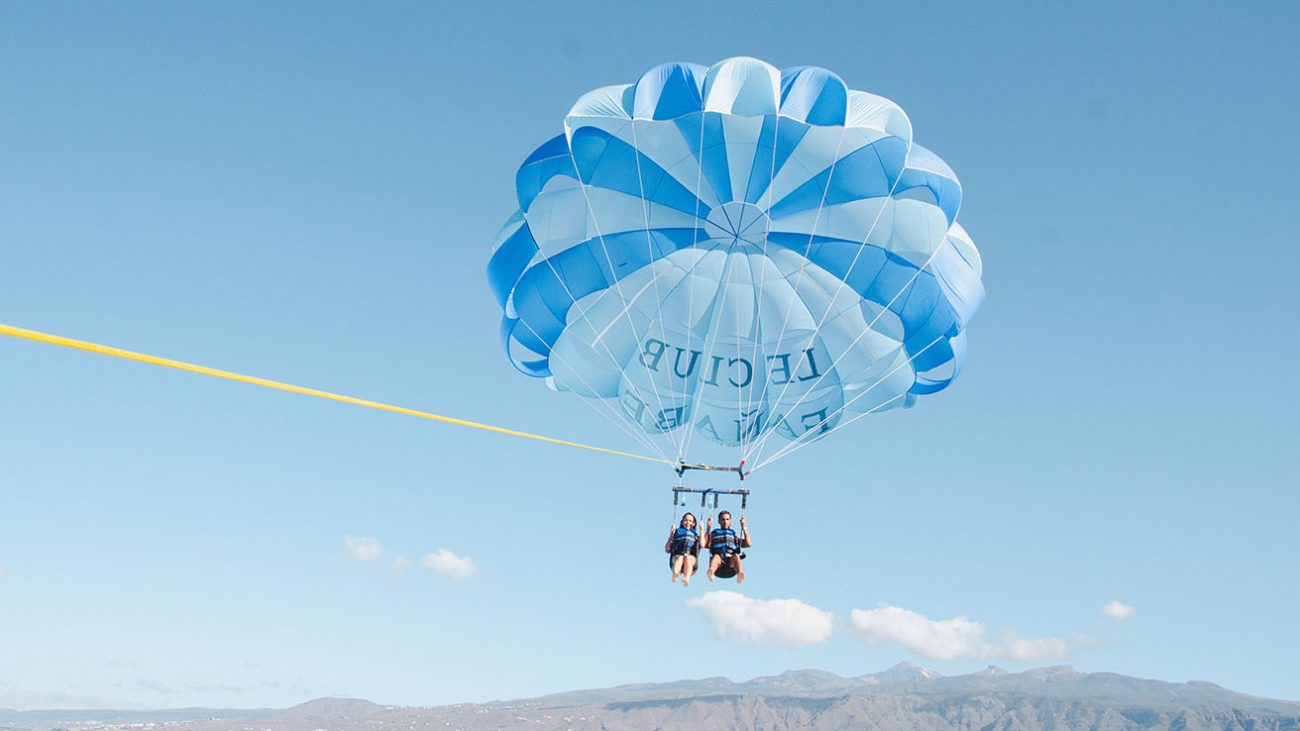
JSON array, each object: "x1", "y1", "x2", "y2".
[
  {"x1": 0, "y1": 323, "x2": 672, "y2": 466},
  {"x1": 564, "y1": 116, "x2": 683, "y2": 460}
]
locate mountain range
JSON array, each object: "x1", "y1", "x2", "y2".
[{"x1": 3, "y1": 664, "x2": 1298, "y2": 730}]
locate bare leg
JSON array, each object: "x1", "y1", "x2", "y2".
[
  {"x1": 682, "y1": 555, "x2": 696, "y2": 587},
  {"x1": 671, "y1": 554, "x2": 684, "y2": 582},
  {"x1": 732, "y1": 555, "x2": 745, "y2": 584},
  {"x1": 707, "y1": 554, "x2": 721, "y2": 581}
]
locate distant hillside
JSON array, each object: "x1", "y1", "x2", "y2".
[{"x1": 3, "y1": 665, "x2": 1298, "y2": 731}]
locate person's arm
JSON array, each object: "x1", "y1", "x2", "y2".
[
  {"x1": 702, "y1": 518, "x2": 713, "y2": 548},
  {"x1": 740, "y1": 516, "x2": 752, "y2": 547},
  {"x1": 665, "y1": 527, "x2": 676, "y2": 554}
]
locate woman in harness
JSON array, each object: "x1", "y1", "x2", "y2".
[
  {"x1": 704, "y1": 510, "x2": 752, "y2": 584},
  {"x1": 665, "y1": 512, "x2": 700, "y2": 586}
]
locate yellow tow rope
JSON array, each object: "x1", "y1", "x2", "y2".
[{"x1": 0, "y1": 323, "x2": 672, "y2": 466}]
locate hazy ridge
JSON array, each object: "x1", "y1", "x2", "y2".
[{"x1": 4, "y1": 664, "x2": 1298, "y2": 730}]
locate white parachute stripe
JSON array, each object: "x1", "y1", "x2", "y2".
[
  {"x1": 566, "y1": 84, "x2": 632, "y2": 121},
  {"x1": 703, "y1": 57, "x2": 781, "y2": 115},
  {"x1": 792, "y1": 265, "x2": 909, "y2": 392},
  {"x1": 525, "y1": 184, "x2": 701, "y2": 257},
  {"x1": 768, "y1": 197, "x2": 886, "y2": 243},
  {"x1": 765, "y1": 126, "x2": 883, "y2": 209},
  {"x1": 577, "y1": 114, "x2": 725, "y2": 210},
  {"x1": 677, "y1": 245, "x2": 750, "y2": 454},
  {"x1": 768, "y1": 197, "x2": 950, "y2": 269},
  {"x1": 946, "y1": 222, "x2": 982, "y2": 276},
  {"x1": 721, "y1": 115, "x2": 768, "y2": 204},
  {"x1": 845, "y1": 90, "x2": 911, "y2": 139}
]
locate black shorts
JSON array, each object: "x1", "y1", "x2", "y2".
[{"x1": 669, "y1": 551, "x2": 697, "y2": 567}]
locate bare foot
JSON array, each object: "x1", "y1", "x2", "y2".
[
  {"x1": 707, "y1": 570, "x2": 715, "y2": 582},
  {"x1": 736, "y1": 571, "x2": 746, "y2": 584},
  {"x1": 682, "y1": 574, "x2": 690, "y2": 587},
  {"x1": 671, "y1": 573, "x2": 679, "y2": 583}
]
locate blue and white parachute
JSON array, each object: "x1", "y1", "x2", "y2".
[{"x1": 487, "y1": 58, "x2": 983, "y2": 468}]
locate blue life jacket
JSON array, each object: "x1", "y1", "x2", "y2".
[
  {"x1": 671, "y1": 527, "x2": 699, "y2": 554},
  {"x1": 710, "y1": 527, "x2": 740, "y2": 555}
]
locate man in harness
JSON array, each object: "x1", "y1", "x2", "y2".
[{"x1": 704, "y1": 510, "x2": 752, "y2": 584}]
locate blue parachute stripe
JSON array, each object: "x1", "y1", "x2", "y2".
[
  {"x1": 502, "y1": 227, "x2": 704, "y2": 358},
  {"x1": 569, "y1": 127, "x2": 704, "y2": 215},
  {"x1": 904, "y1": 143, "x2": 957, "y2": 179},
  {"x1": 633, "y1": 62, "x2": 706, "y2": 120},
  {"x1": 909, "y1": 321, "x2": 958, "y2": 373},
  {"x1": 499, "y1": 317, "x2": 551, "y2": 377},
  {"x1": 672, "y1": 113, "x2": 733, "y2": 205},
  {"x1": 930, "y1": 243, "x2": 984, "y2": 326},
  {"x1": 503, "y1": 312, "x2": 549, "y2": 365},
  {"x1": 779, "y1": 66, "x2": 848, "y2": 126},
  {"x1": 896, "y1": 165, "x2": 962, "y2": 225},
  {"x1": 744, "y1": 116, "x2": 810, "y2": 204},
  {"x1": 767, "y1": 136, "x2": 907, "y2": 219},
  {"x1": 515, "y1": 135, "x2": 578, "y2": 210},
  {"x1": 486, "y1": 218, "x2": 539, "y2": 309},
  {"x1": 764, "y1": 232, "x2": 960, "y2": 377},
  {"x1": 897, "y1": 275, "x2": 942, "y2": 332},
  {"x1": 522, "y1": 133, "x2": 571, "y2": 167},
  {"x1": 895, "y1": 281, "x2": 958, "y2": 375},
  {"x1": 510, "y1": 270, "x2": 571, "y2": 351},
  {"x1": 699, "y1": 114, "x2": 733, "y2": 203},
  {"x1": 911, "y1": 330, "x2": 966, "y2": 394},
  {"x1": 908, "y1": 347, "x2": 957, "y2": 393}
]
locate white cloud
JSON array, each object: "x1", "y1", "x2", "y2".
[
  {"x1": 422, "y1": 549, "x2": 478, "y2": 579},
  {"x1": 685, "y1": 591, "x2": 834, "y2": 648},
  {"x1": 1101, "y1": 600, "x2": 1135, "y2": 620},
  {"x1": 849, "y1": 605, "x2": 1073, "y2": 663},
  {"x1": 990, "y1": 633, "x2": 1072, "y2": 662},
  {"x1": 343, "y1": 536, "x2": 383, "y2": 562},
  {"x1": 849, "y1": 606, "x2": 984, "y2": 660},
  {"x1": 393, "y1": 555, "x2": 410, "y2": 569}
]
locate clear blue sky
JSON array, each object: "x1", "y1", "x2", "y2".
[{"x1": 2, "y1": 0, "x2": 1298, "y2": 710}]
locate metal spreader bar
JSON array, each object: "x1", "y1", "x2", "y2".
[
  {"x1": 675, "y1": 459, "x2": 748, "y2": 480},
  {"x1": 672, "y1": 486, "x2": 750, "y2": 510}
]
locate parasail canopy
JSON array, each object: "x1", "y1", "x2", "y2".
[{"x1": 488, "y1": 57, "x2": 984, "y2": 471}]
